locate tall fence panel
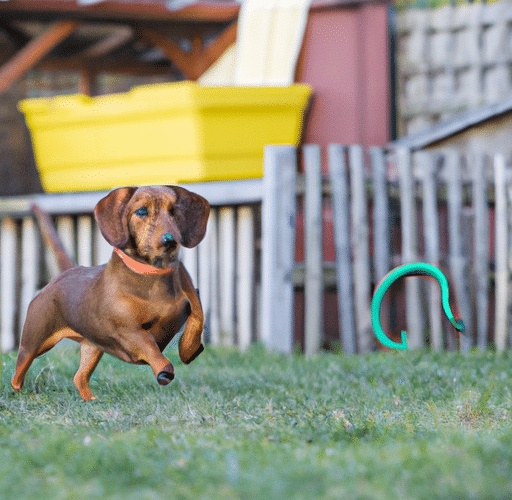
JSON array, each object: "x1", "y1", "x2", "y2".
[{"x1": 0, "y1": 145, "x2": 510, "y2": 354}]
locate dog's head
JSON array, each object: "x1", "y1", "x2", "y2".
[{"x1": 94, "y1": 186, "x2": 210, "y2": 268}]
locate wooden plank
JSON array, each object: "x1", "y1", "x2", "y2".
[
  {"x1": 57, "y1": 216, "x2": 75, "y2": 265},
  {"x1": 181, "y1": 248, "x2": 198, "y2": 287},
  {"x1": 219, "y1": 207, "x2": 235, "y2": 346},
  {"x1": 446, "y1": 150, "x2": 472, "y2": 352},
  {"x1": 261, "y1": 145, "x2": 297, "y2": 353},
  {"x1": 19, "y1": 216, "x2": 39, "y2": 342},
  {"x1": 135, "y1": 23, "x2": 237, "y2": 80},
  {"x1": 349, "y1": 145, "x2": 373, "y2": 352},
  {"x1": 94, "y1": 222, "x2": 113, "y2": 266},
  {"x1": 0, "y1": 20, "x2": 79, "y2": 94},
  {"x1": 328, "y1": 144, "x2": 356, "y2": 354},
  {"x1": 418, "y1": 151, "x2": 443, "y2": 350},
  {"x1": 494, "y1": 154, "x2": 508, "y2": 352},
  {"x1": 197, "y1": 214, "x2": 212, "y2": 344},
  {"x1": 472, "y1": 153, "x2": 489, "y2": 351},
  {"x1": 370, "y1": 146, "x2": 390, "y2": 281},
  {"x1": 0, "y1": 179, "x2": 264, "y2": 215},
  {"x1": 304, "y1": 145, "x2": 324, "y2": 356},
  {"x1": 207, "y1": 209, "x2": 221, "y2": 345},
  {"x1": 236, "y1": 206, "x2": 255, "y2": 350},
  {"x1": 77, "y1": 216, "x2": 93, "y2": 267},
  {"x1": 397, "y1": 147, "x2": 423, "y2": 349},
  {"x1": 1, "y1": 218, "x2": 17, "y2": 352},
  {"x1": 79, "y1": 28, "x2": 133, "y2": 59}
]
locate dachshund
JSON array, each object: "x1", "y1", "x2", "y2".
[{"x1": 11, "y1": 185, "x2": 210, "y2": 401}]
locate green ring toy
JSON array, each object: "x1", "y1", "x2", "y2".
[{"x1": 371, "y1": 262, "x2": 465, "y2": 350}]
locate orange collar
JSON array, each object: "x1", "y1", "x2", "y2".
[{"x1": 113, "y1": 248, "x2": 174, "y2": 276}]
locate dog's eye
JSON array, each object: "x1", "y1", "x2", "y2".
[{"x1": 135, "y1": 207, "x2": 148, "y2": 217}]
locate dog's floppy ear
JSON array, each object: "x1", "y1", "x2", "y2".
[
  {"x1": 170, "y1": 186, "x2": 210, "y2": 248},
  {"x1": 94, "y1": 187, "x2": 138, "y2": 248}
]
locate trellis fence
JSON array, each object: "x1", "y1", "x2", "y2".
[{"x1": 0, "y1": 144, "x2": 510, "y2": 354}]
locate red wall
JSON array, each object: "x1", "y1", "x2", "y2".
[{"x1": 296, "y1": 1, "x2": 391, "y2": 153}]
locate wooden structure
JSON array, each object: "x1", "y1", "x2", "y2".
[
  {"x1": 1, "y1": 143, "x2": 510, "y2": 353},
  {"x1": 391, "y1": 95, "x2": 512, "y2": 157},
  {"x1": 0, "y1": 0, "x2": 240, "y2": 96}
]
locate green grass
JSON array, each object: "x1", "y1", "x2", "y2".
[{"x1": 1, "y1": 344, "x2": 512, "y2": 499}]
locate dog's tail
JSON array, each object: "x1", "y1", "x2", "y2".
[{"x1": 31, "y1": 204, "x2": 74, "y2": 272}]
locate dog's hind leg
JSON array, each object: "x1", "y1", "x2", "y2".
[
  {"x1": 11, "y1": 327, "x2": 83, "y2": 393},
  {"x1": 73, "y1": 340, "x2": 103, "y2": 402}
]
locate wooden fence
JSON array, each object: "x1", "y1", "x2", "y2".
[{"x1": 0, "y1": 144, "x2": 510, "y2": 354}]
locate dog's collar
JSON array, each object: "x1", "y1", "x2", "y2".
[{"x1": 113, "y1": 248, "x2": 174, "y2": 276}]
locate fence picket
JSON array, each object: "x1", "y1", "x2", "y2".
[
  {"x1": 494, "y1": 154, "x2": 508, "y2": 352},
  {"x1": 237, "y1": 206, "x2": 255, "y2": 350},
  {"x1": 207, "y1": 209, "x2": 221, "y2": 345},
  {"x1": 446, "y1": 150, "x2": 472, "y2": 351},
  {"x1": 472, "y1": 153, "x2": 489, "y2": 351},
  {"x1": 77, "y1": 215, "x2": 93, "y2": 267},
  {"x1": 219, "y1": 207, "x2": 236, "y2": 345},
  {"x1": 349, "y1": 145, "x2": 373, "y2": 352},
  {"x1": 418, "y1": 151, "x2": 443, "y2": 350},
  {"x1": 261, "y1": 145, "x2": 297, "y2": 353},
  {"x1": 304, "y1": 145, "x2": 324, "y2": 355},
  {"x1": 19, "y1": 217, "x2": 39, "y2": 342},
  {"x1": 370, "y1": 147, "x2": 390, "y2": 281},
  {"x1": 397, "y1": 147, "x2": 423, "y2": 349},
  {"x1": 328, "y1": 144, "x2": 356, "y2": 354},
  {"x1": 1, "y1": 218, "x2": 17, "y2": 352}
]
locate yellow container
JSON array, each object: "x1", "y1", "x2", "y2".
[{"x1": 19, "y1": 82, "x2": 312, "y2": 192}]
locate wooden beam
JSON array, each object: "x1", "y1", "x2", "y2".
[
  {"x1": 0, "y1": 1, "x2": 240, "y2": 23},
  {"x1": 136, "y1": 22, "x2": 237, "y2": 81},
  {"x1": 78, "y1": 27, "x2": 133, "y2": 59},
  {"x1": 0, "y1": 20, "x2": 79, "y2": 94},
  {"x1": 39, "y1": 57, "x2": 171, "y2": 76},
  {"x1": 79, "y1": 66, "x2": 96, "y2": 96},
  {"x1": 136, "y1": 25, "x2": 198, "y2": 79}
]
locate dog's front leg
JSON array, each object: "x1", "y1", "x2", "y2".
[
  {"x1": 125, "y1": 331, "x2": 175, "y2": 385},
  {"x1": 178, "y1": 265, "x2": 204, "y2": 364}
]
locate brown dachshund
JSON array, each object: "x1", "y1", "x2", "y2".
[{"x1": 11, "y1": 185, "x2": 210, "y2": 401}]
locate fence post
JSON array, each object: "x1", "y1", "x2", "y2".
[
  {"x1": 371, "y1": 147, "x2": 390, "y2": 281},
  {"x1": 418, "y1": 151, "x2": 443, "y2": 350},
  {"x1": 397, "y1": 147, "x2": 423, "y2": 349},
  {"x1": 304, "y1": 145, "x2": 324, "y2": 356},
  {"x1": 472, "y1": 153, "x2": 489, "y2": 351},
  {"x1": 494, "y1": 154, "x2": 508, "y2": 352},
  {"x1": 219, "y1": 207, "x2": 236, "y2": 345},
  {"x1": 446, "y1": 150, "x2": 472, "y2": 351},
  {"x1": 328, "y1": 144, "x2": 356, "y2": 354},
  {"x1": 19, "y1": 216, "x2": 39, "y2": 342},
  {"x1": 237, "y1": 206, "x2": 255, "y2": 350},
  {"x1": 261, "y1": 145, "x2": 297, "y2": 353},
  {"x1": 349, "y1": 145, "x2": 373, "y2": 352},
  {"x1": 1, "y1": 218, "x2": 17, "y2": 352}
]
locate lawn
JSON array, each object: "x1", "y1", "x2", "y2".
[{"x1": 1, "y1": 343, "x2": 512, "y2": 499}]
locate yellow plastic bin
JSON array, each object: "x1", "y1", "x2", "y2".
[{"x1": 19, "y1": 82, "x2": 312, "y2": 192}]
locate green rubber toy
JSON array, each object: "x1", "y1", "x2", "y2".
[{"x1": 371, "y1": 262, "x2": 465, "y2": 350}]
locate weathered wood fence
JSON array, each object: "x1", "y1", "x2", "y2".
[{"x1": 0, "y1": 144, "x2": 510, "y2": 354}]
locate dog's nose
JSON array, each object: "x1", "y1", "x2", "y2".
[{"x1": 162, "y1": 233, "x2": 176, "y2": 249}]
